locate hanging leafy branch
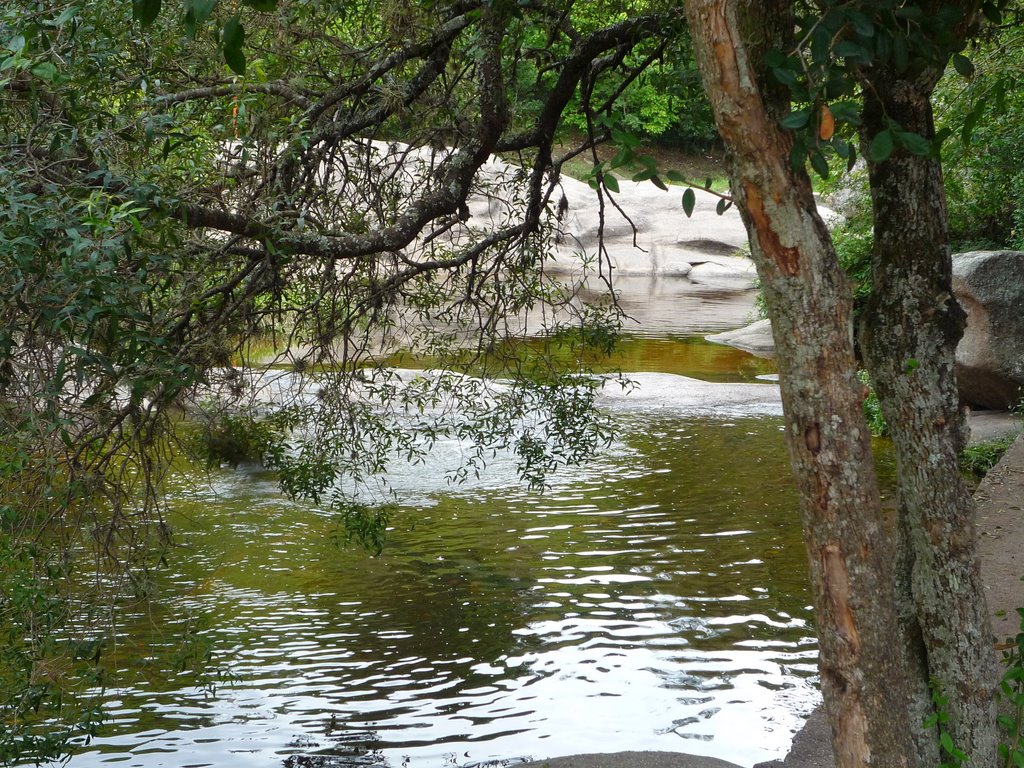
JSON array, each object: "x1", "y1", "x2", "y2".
[
  {"x1": 0, "y1": 3, "x2": 688, "y2": 758},
  {"x1": 762, "y1": 0, "x2": 1014, "y2": 180}
]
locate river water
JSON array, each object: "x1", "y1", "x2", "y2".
[{"x1": 63, "y1": 294, "x2": 846, "y2": 768}]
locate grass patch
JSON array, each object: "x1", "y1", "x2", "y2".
[{"x1": 960, "y1": 435, "x2": 1017, "y2": 481}]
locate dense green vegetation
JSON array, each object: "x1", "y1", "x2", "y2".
[{"x1": 823, "y1": 16, "x2": 1024, "y2": 320}]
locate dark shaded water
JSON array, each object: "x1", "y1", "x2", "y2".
[{"x1": 63, "y1": 336, "x2": 837, "y2": 768}]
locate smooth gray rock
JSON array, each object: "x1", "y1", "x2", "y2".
[
  {"x1": 551, "y1": 178, "x2": 756, "y2": 284},
  {"x1": 968, "y1": 409, "x2": 1023, "y2": 445},
  {"x1": 705, "y1": 250, "x2": 1024, "y2": 409},
  {"x1": 596, "y1": 372, "x2": 782, "y2": 417},
  {"x1": 752, "y1": 709, "x2": 833, "y2": 768},
  {"x1": 705, "y1": 319, "x2": 774, "y2": 358},
  {"x1": 953, "y1": 250, "x2": 1024, "y2": 409}
]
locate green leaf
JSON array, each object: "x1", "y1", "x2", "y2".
[
  {"x1": 780, "y1": 109, "x2": 810, "y2": 130},
  {"x1": 810, "y1": 151, "x2": 830, "y2": 180},
  {"x1": 609, "y1": 148, "x2": 631, "y2": 169},
  {"x1": 828, "y1": 101, "x2": 862, "y2": 126},
  {"x1": 49, "y1": 6, "x2": 80, "y2": 26},
  {"x1": 834, "y1": 40, "x2": 870, "y2": 63},
  {"x1": 187, "y1": 0, "x2": 217, "y2": 23},
  {"x1": 939, "y1": 731, "x2": 955, "y2": 753},
  {"x1": 243, "y1": 0, "x2": 278, "y2": 10},
  {"x1": 611, "y1": 128, "x2": 640, "y2": 150},
  {"x1": 898, "y1": 131, "x2": 931, "y2": 156},
  {"x1": 602, "y1": 174, "x2": 619, "y2": 194},
  {"x1": 636, "y1": 154, "x2": 658, "y2": 170},
  {"x1": 30, "y1": 61, "x2": 58, "y2": 82},
  {"x1": 666, "y1": 170, "x2": 687, "y2": 184},
  {"x1": 982, "y1": 2, "x2": 1002, "y2": 24},
  {"x1": 790, "y1": 138, "x2": 807, "y2": 171},
  {"x1": 224, "y1": 45, "x2": 246, "y2": 75},
  {"x1": 222, "y1": 15, "x2": 246, "y2": 74},
  {"x1": 771, "y1": 66, "x2": 798, "y2": 87},
  {"x1": 649, "y1": 175, "x2": 668, "y2": 191},
  {"x1": 6, "y1": 34, "x2": 25, "y2": 53},
  {"x1": 682, "y1": 188, "x2": 696, "y2": 218},
  {"x1": 893, "y1": 34, "x2": 909, "y2": 73},
  {"x1": 222, "y1": 14, "x2": 244, "y2": 51},
  {"x1": 961, "y1": 102, "x2": 984, "y2": 145},
  {"x1": 847, "y1": 10, "x2": 874, "y2": 37},
  {"x1": 952, "y1": 53, "x2": 975, "y2": 79},
  {"x1": 871, "y1": 130, "x2": 894, "y2": 162},
  {"x1": 715, "y1": 198, "x2": 732, "y2": 216},
  {"x1": 132, "y1": 0, "x2": 161, "y2": 26}
]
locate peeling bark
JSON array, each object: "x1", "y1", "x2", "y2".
[{"x1": 683, "y1": 2, "x2": 926, "y2": 765}]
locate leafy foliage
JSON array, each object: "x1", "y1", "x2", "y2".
[
  {"x1": 925, "y1": 677, "x2": 969, "y2": 768},
  {"x1": 960, "y1": 435, "x2": 1016, "y2": 481},
  {"x1": 937, "y1": 21, "x2": 1024, "y2": 251},
  {"x1": 0, "y1": 2, "x2": 685, "y2": 758},
  {"x1": 769, "y1": 1, "x2": 1015, "y2": 181},
  {"x1": 857, "y1": 370, "x2": 888, "y2": 437}
]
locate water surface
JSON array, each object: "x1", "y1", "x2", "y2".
[{"x1": 63, "y1": 335, "x2": 831, "y2": 768}]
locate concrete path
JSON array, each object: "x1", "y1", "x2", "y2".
[{"x1": 518, "y1": 430, "x2": 1024, "y2": 768}]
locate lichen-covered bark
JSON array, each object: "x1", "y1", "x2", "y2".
[
  {"x1": 860, "y1": 61, "x2": 999, "y2": 766},
  {"x1": 683, "y1": 2, "x2": 927, "y2": 765}
]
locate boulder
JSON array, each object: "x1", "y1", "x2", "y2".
[
  {"x1": 705, "y1": 319, "x2": 775, "y2": 358},
  {"x1": 705, "y1": 251, "x2": 1024, "y2": 410},
  {"x1": 953, "y1": 251, "x2": 1024, "y2": 410},
  {"x1": 550, "y1": 177, "x2": 755, "y2": 283}
]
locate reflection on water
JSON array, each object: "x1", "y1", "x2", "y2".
[
  {"x1": 66, "y1": 409, "x2": 820, "y2": 768},
  {"x1": 599, "y1": 336, "x2": 775, "y2": 383}
]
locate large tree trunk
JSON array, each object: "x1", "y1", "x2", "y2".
[
  {"x1": 860, "y1": 61, "x2": 999, "y2": 766},
  {"x1": 683, "y1": 2, "x2": 930, "y2": 766}
]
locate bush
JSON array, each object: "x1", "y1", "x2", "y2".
[{"x1": 935, "y1": 26, "x2": 1024, "y2": 251}]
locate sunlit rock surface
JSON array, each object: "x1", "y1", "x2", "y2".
[
  {"x1": 597, "y1": 372, "x2": 782, "y2": 418},
  {"x1": 549, "y1": 177, "x2": 757, "y2": 288},
  {"x1": 705, "y1": 319, "x2": 775, "y2": 358},
  {"x1": 953, "y1": 250, "x2": 1024, "y2": 409}
]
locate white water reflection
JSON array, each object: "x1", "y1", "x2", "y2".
[{"x1": 63, "y1": 410, "x2": 820, "y2": 768}]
